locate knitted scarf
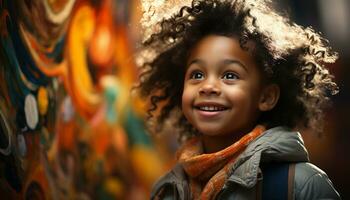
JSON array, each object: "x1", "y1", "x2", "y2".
[{"x1": 177, "y1": 125, "x2": 265, "y2": 200}]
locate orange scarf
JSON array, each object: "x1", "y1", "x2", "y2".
[{"x1": 177, "y1": 125, "x2": 265, "y2": 200}]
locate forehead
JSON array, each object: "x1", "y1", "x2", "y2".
[{"x1": 187, "y1": 35, "x2": 258, "y2": 71}]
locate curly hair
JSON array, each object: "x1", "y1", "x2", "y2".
[{"x1": 137, "y1": 0, "x2": 338, "y2": 139}]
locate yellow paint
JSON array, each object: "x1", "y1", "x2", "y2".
[
  {"x1": 130, "y1": 145, "x2": 165, "y2": 188},
  {"x1": 37, "y1": 86, "x2": 49, "y2": 115},
  {"x1": 67, "y1": 4, "x2": 101, "y2": 118}
]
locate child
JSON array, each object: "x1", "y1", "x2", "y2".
[{"x1": 138, "y1": 0, "x2": 341, "y2": 199}]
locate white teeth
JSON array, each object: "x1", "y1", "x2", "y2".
[{"x1": 199, "y1": 106, "x2": 225, "y2": 111}]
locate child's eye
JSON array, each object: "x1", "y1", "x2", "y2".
[
  {"x1": 190, "y1": 71, "x2": 204, "y2": 80},
  {"x1": 222, "y1": 72, "x2": 239, "y2": 80}
]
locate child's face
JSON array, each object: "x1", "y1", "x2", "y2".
[{"x1": 182, "y1": 35, "x2": 266, "y2": 137}]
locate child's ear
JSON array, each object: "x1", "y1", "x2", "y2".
[{"x1": 258, "y1": 84, "x2": 280, "y2": 111}]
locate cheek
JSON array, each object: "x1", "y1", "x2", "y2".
[
  {"x1": 225, "y1": 88, "x2": 257, "y2": 110},
  {"x1": 225, "y1": 87, "x2": 247, "y2": 101},
  {"x1": 181, "y1": 86, "x2": 194, "y2": 118},
  {"x1": 182, "y1": 88, "x2": 191, "y2": 110}
]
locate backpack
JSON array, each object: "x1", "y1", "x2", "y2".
[{"x1": 258, "y1": 162, "x2": 296, "y2": 200}]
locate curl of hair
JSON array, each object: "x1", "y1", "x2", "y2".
[{"x1": 137, "y1": 0, "x2": 338, "y2": 139}]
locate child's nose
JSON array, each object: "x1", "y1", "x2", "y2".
[{"x1": 199, "y1": 79, "x2": 221, "y2": 96}]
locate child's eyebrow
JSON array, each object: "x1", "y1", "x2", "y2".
[
  {"x1": 221, "y1": 59, "x2": 248, "y2": 72},
  {"x1": 187, "y1": 59, "x2": 246, "y2": 69},
  {"x1": 187, "y1": 59, "x2": 205, "y2": 68},
  {"x1": 187, "y1": 59, "x2": 248, "y2": 72}
]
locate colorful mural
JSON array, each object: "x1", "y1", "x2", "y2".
[{"x1": 0, "y1": 0, "x2": 166, "y2": 199}]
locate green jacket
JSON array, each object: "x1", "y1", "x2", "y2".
[{"x1": 151, "y1": 127, "x2": 341, "y2": 199}]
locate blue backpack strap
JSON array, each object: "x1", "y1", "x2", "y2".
[{"x1": 260, "y1": 162, "x2": 295, "y2": 200}]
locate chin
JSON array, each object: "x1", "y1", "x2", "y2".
[{"x1": 197, "y1": 126, "x2": 223, "y2": 136}]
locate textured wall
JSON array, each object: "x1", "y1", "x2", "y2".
[{"x1": 0, "y1": 0, "x2": 166, "y2": 199}]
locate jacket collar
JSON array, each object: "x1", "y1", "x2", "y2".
[
  {"x1": 226, "y1": 126, "x2": 309, "y2": 188},
  {"x1": 151, "y1": 163, "x2": 190, "y2": 199}
]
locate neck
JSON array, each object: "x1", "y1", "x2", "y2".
[{"x1": 201, "y1": 126, "x2": 256, "y2": 154}]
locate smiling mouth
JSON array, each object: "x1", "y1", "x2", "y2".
[{"x1": 195, "y1": 105, "x2": 228, "y2": 112}]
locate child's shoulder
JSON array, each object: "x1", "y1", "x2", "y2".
[
  {"x1": 294, "y1": 162, "x2": 341, "y2": 199},
  {"x1": 150, "y1": 164, "x2": 188, "y2": 200}
]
